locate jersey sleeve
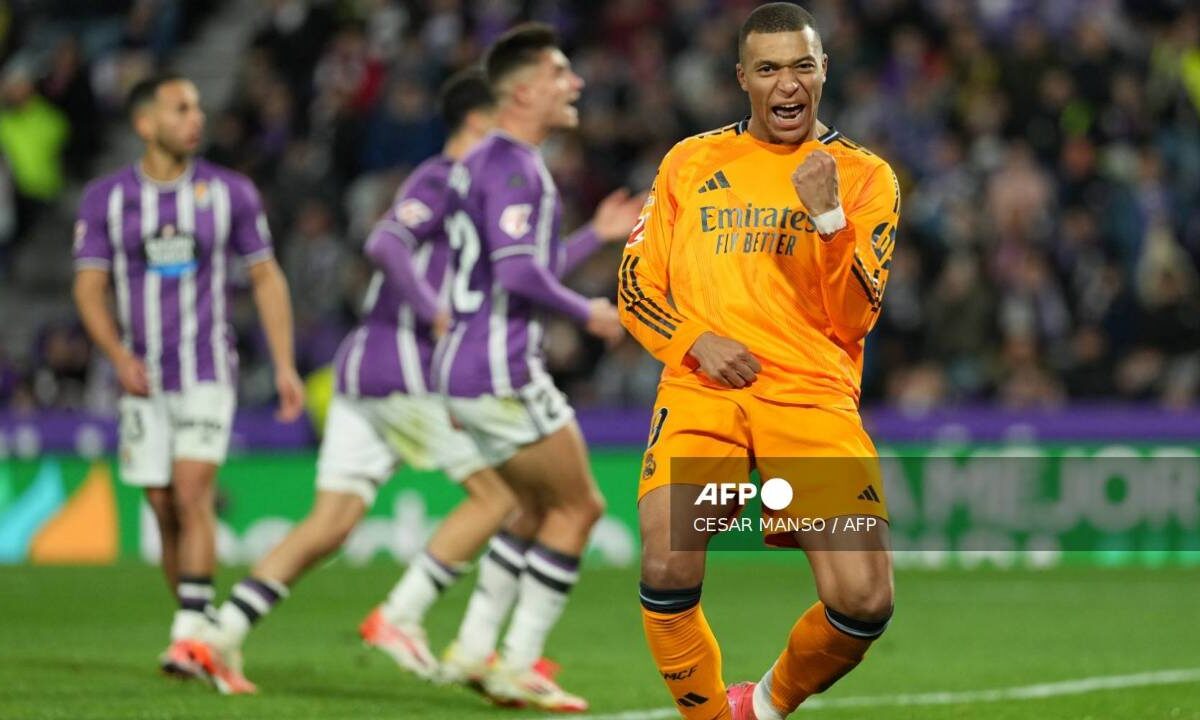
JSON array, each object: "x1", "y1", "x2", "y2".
[
  {"x1": 481, "y1": 159, "x2": 547, "y2": 263},
  {"x1": 362, "y1": 170, "x2": 447, "y2": 324},
  {"x1": 816, "y1": 161, "x2": 900, "y2": 343},
  {"x1": 617, "y1": 149, "x2": 710, "y2": 369},
  {"x1": 386, "y1": 167, "x2": 451, "y2": 241},
  {"x1": 73, "y1": 182, "x2": 112, "y2": 271},
  {"x1": 228, "y1": 176, "x2": 274, "y2": 264}
]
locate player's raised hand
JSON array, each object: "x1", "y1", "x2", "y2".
[
  {"x1": 585, "y1": 297, "x2": 624, "y2": 345},
  {"x1": 275, "y1": 365, "x2": 306, "y2": 423},
  {"x1": 791, "y1": 150, "x2": 841, "y2": 217},
  {"x1": 592, "y1": 188, "x2": 648, "y2": 243},
  {"x1": 687, "y1": 331, "x2": 762, "y2": 388},
  {"x1": 115, "y1": 350, "x2": 150, "y2": 396}
]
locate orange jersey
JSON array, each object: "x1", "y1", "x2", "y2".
[{"x1": 618, "y1": 122, "x2": 900, "y2": 408}]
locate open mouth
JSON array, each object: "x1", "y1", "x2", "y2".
[{"x1": 772, "y1": 103, "x2": 806, "y2": 123}]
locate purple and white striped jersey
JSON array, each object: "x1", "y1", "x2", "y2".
[
  {"x1": 434, "y1": 132, "x2": 590, "y2": 398},
  {"x1": 332, "y1": 155, "x2": 455, "y2": 397},
  {"x1": 72, "y1": 160, "x2": 273, "y2": 393}
]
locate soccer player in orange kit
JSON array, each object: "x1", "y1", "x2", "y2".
[{"x1": 618, "y1": 5, "x2": 900, "y2": 719}]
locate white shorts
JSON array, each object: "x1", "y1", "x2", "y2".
[
  {"x1": 445, "y1": 371, "x2": 575, "y2": 468},
  {"x1": 316, "y1": 392, "x2": 488, "y2": 505},
  {"x1": 118, "y1": 383, "x2": 237, "y2": 487}
]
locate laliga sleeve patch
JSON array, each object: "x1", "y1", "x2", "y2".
[
  {"x1": 396, "y1": 198, "x2": 433, "y2": 227},
  {"x1": 73, "y1": 220, "x2": 87, "y2": 252},
  {"x1": 499, "y1": 203, "x2": 533, "y2": 239}
]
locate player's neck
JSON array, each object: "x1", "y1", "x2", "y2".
[
  {"x1": 443, "y1": 130, "x2": 480, "y2": 160},
  {"x1": 747, "y1": 116, "x2": 829, "y2": 146},
  {"x1": 495, "y1": 111, "x2": 547, "y2": 148},
  {"x1": 139, "y1": 148, "x2": 192, "y2": 183}
]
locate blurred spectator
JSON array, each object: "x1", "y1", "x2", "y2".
[
  {"x1": 38, "y1": 36, "x2": 100, "y2": 179},
  {"x1": 30, "y1": 322, "x2": 92, "y2": 409},
  {"x1": 0, "y1": 62, "x2": 69, "y2": 235}
]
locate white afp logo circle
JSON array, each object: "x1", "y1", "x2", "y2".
[{"x1": 760, "y1": 477, "x2": 794, "y2": 511}]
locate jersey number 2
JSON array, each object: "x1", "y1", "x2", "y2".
[{"x1": 445, "y1": 211, "x2": 484, "y2": 314}]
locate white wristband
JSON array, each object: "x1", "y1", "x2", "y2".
[{"x1": 812, "y1": 205, "x2": 846, "y2": 235}]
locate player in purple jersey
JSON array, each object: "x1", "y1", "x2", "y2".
[
  {"x1": 71, "y1": 73, "x2": 304, "y2": 685},
  {"x1": 185, "y1": 69, "x2": 517, "y2": 694},
  {"x1": 431, "y1": 25, "x2": 644, "y2": 711}
]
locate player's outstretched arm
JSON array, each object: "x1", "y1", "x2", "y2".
[
  {"x1": 364, "y1": 220, "x2": 441, "y2": 324},
  {"x1": 493, "y1": 254, "x2": 622, "y2": 342},
  {"x1": 247, "y1": 258, "x2": 304, "y2": 422},
  {"x1": 792, "y1": 152, "x2": 900, "y2": 344}
]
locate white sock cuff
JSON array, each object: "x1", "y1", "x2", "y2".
[
  {"x1": 487, "y1": 535, "x2": 529, "y2": 572},
  {"x1": 419, "y1": 552, "x2": 466, "y2": 588},
  {"x1": 754, "y1": 665, "x2": 786, "y2": 720}
]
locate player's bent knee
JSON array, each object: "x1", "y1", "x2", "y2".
[
  {"x1": 578, "y1": 488, "x2": 607, "y2": 524},
  {"x1": 171, "y1": 492, "x2": 215, "y2": 526},
  {"x1": 463, "y1": 472, "x2": 518, "y2": 512},
  {"x1": 641, "y1": 551, "x2": 705, "y2": 590},
  {"x1": 553, "y1": 489, "x2": 605, "y2": 528},
  {"x1": 829, "y1": 584, "x2": 894, "y2": 624}
]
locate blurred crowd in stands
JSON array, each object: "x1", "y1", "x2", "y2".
[{"x1": 1, "y1": 0, "x2": 1199, "y2": 416}]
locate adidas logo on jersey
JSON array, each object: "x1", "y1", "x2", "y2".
[
  {"x1": 857, "y1": 485, "x2": 882, "y2": 503},
  {"x1": 697, "y1": 170, "x2": 731, "y2": 193},
  {"x1": 676, "y1": 692, "x2": 709, "y2": 708}
]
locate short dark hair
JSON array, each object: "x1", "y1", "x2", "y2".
[
  {"x1": 484, "y1": 22, "x2": 559, "y2": 90},
  {"x1": 738, "y1": 3, "x2": 820, "y2": 61},
  {"x1": 439, "y1": 67, "x2": 495, "y2": 135},
  {"x1": 125, "y1": 72, "x2": 189, "y2": 118}
]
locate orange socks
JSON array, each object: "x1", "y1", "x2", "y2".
[
  {"x1": 640, "y1": 584, "x2": 730, "y2": 720},
  {"x1": 761, "y1": 601, "x2": 891, "y2": 716}
]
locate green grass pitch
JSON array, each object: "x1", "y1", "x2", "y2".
[{"x1": 2, "y1": 562, "x2": 1198, "y2": 719}]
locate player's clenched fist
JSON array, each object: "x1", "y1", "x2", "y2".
[
  {"x1": 688, "y1": 331, "x2": 762, "y2": 388},
  {"x1": 586, "y1": 297, "x2": 625, "y2": 345},
  {"x1": 791, "y1": 150, "x2": 840, "y2": 217}
]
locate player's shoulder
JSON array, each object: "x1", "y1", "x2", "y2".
[
  {"x1": 466, "y1": 132, "x2": 544, "y2": 193},
  {"x1": 821, "y1": 129, "x2": 893, "y2": 177},
  {"x1": 467, "y1": 133, "x2": 536, "y2": 170},
  {"x1": 408, "y1": 153, "x2": 454, "y2": 183},
  {"x1": 393, "y1": 155, "x2": 453, "y2": 222},
  {"x1": 80, "y1": 165, "x2": 135, "y2": 203},
  {"x1": 194, "y1": 158, "x2": 261, "y2": 201},
  {"x1": 663, "y1": 119, "x2": 747, "y2": 170}
]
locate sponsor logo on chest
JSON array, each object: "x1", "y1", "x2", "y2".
[{"x1": 144, "y1": 224, "x2": 197, "y2": 277}]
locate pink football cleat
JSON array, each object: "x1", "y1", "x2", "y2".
[{"x1": 727, "y1": 681, "x2": 759, "y2": 720}]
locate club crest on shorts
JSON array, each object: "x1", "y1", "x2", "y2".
[{"x1": 643, "y1": 452, "x2": 657, "y2": 479}]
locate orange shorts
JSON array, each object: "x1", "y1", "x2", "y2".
[{"x1": 637, "y1": 380, "x2": 887, "y2": 546}]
